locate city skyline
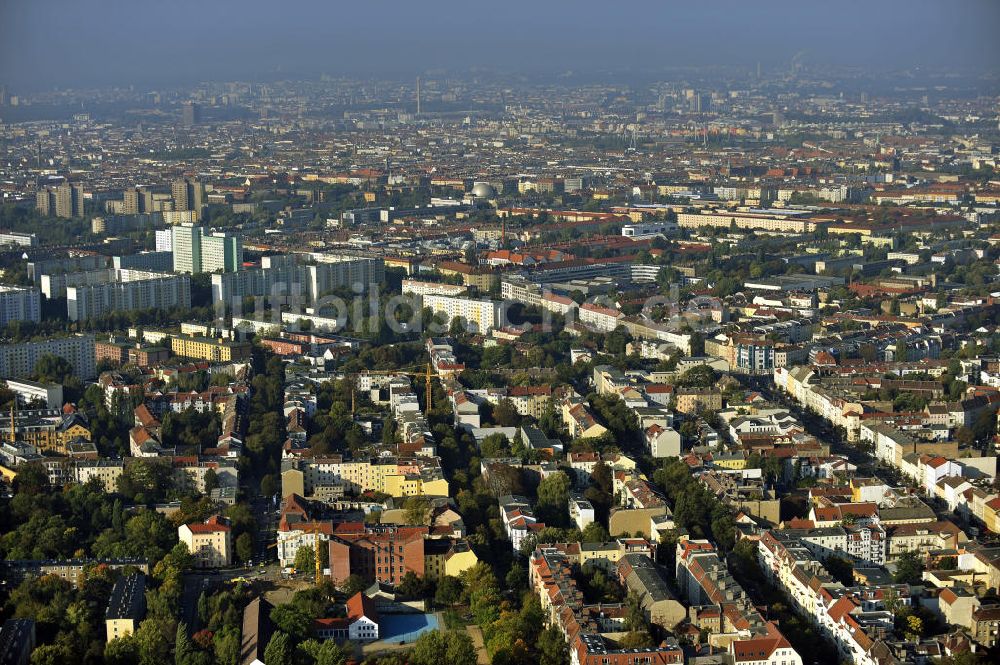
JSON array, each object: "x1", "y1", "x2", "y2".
[{"x1": 1, "y1": 0, "x2": 999, "y2": 91}]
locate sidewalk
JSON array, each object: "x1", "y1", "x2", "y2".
[{"x1": 466, "y1": 624, "x2": 491, "y2": 665}]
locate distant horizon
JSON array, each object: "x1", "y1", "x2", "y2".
[
  {"x1": 2, "y1": 0, "x2": 998, "y2": 92},
  {"x1": 4, "y1": 62, "x2": 1000, "y2": 95}
]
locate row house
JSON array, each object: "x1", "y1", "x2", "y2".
[
  {"x1": 529, "y1": 547, "x2": 685, "y2": 665},
  {"x1": 758, "y1": 530, "x2": 910, "y2": 665},
  {"x1": 884, "y1": 520, "x2": 967, "y2": 560},
  {"x1": 279, "y1": 456, "x2": 449, "y2": 499},
  {"x1": 561, "y1": 400, "x2": 609, "y2": 440},
  {"x1": 500, "y1": 494, "x2": 545, "y2": 552}
]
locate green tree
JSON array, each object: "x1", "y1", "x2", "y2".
[
  {"x1": 397, "y1": 571, "x2": 425, "y2": 599},
  {"x1": 625, "y1": 591, "x2": 646, "y2": 633},
  {"x1": 463, "y1": 564, "x2": 501, "y2": 627},
  {"x1": 235, "y1": 533, "x2": 254, "y2": 564},
  {"x1": 11, "y1": 462, "x2": 49, "y2": 495},
  {"x1": 492, "y1": 398, "x2": 521, "y2": 427},
  {"x1": 443, "y1": 630, "x2": 478, "y2": 664},
  {"x1": 434, "y1": 575, "x2": 464, "y2": 607},
  {"x1": 676, "y1": 365, "x2": 719, "y2": 388},
  {"x1": 893, "y1": 550, "x2": 925, "y2": 584},
  {"x1": 403, "y1": 496, "x2": 433, "y2": 526},
  {"x1": 538, "y1": 625, "x2": 569, "y2": 665},
  {"x1": 134, "y1": 618, "x2": 170, "y2": 665},
  {"x1": 824, "y1": 556, "x2": 854, "y2": 586},
  {"x1": 33, "y1": 354, "x2": 75, "y2": 383},
  {"x1": 212, "y1": 626, "x2": 240, "y2": 665},
  {"x1": 260, "y1": 474, "x2": 279, "y2": 497},
  {"x1": 202, "y1": 469, "x2": 218, "y2": 494},
  {"x1": 29, "y1": 644, "x2": 75, "y2": 665},
  {"x1": 341, "y1": 574, "x2": 368, "y2": 597},
  {"x1": 175, "y1": 623, "x2": 196, "y2": 665},
  {"x1": 449, "y1": 316, "x2": 467, "y2": 336},
  {"x1": 116, "y1": 460, "x2": 174, "y2": 504},
  {"x1": 294, "y1": 545, "x2": 315, "y2": 574},
  {"x1": 971, "y1": 409, "x2": 996, "y2": 447},
  {"x1": 299, "y1": 639, "x2": 349, "y2": 665},
  {"x1": 479, "y1": 433, "x2": 510, "y2": 458},
  {"x1": 105, "y1": 635, "x2": 140, "y2": 665},
  {"x1": 536, "y1": 471, "x2": 571, "y2": 528},
  {"x1": 270, "y1": 604, "x2": 312, "y2": 642},
  {"x1": 580, "y1": 522, "x2": 610, "y2": 543},
  {"x1": 264, "y1": 631, "x2": 293, "y2": 665},
  {"x1": 410, "y1": 629, "x2": 477, "y2": 665}
]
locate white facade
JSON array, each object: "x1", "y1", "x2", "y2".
[
  {"x1": 569, "y1": 496, "x2": 595, "y2": 531},
  {"x1": 171, "y1": 225, "x2": 242, "y2": 274},
  {"x1": 201, "y1": 232, "x2": 242, "y2": 273},
  {"x1": 401, "y1": 280, "x2": 466, "y2": 297},
  {"x1": 646, "y1": 425, "x2": 681, "y2": 458},
  {"x1": 578, "y1": 303, "x2": 622, "y2": 332},
  {"x1": 276, "y1": 528, "x2": 327, "y2": 567},
  {"x1": 155, "y1": 229, "x2": 173, "y2": 252},
  {"x1": 349, "y1": 615, "x2": 379, "y2": 642},
  {"x1": 171, "y1": 224, "x2": 201, "y2": 273},
  {"x1": 178, "y1": 522, "x2": 232, "y2": 568},
  {"x1": 67, "y1": 275, "x2": 191, "y2": 322},
  {"x1": 622, "y1": 221, "x2": 678, "y2": 238},
  {"x1": 0, "y1": 334, "x2": 96, "y2": 380},
  {"x1": 2, "y1": 378, "x2": 63, "y2": 408},
  {"x1": 422, "y1": 295, "x2": 500, "y2": 334},
  {"x1": 0, "y1": 286, "x2": 40, "y2": 325}
]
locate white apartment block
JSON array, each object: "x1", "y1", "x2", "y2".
[
  {"x1": 422, "y1": 295, "x2": 500, "y2": 334},
  {"x1": 171, "y1": 224, "x2": 242, "y2": 274},
  {"x1": 569, "y1": 495, "x2": 595, "y2": 531},
  {"x1": 2, "y1": 378, "x2": 63, "y2": 408},
  {"x1": 178, "y1": 518, "x2": 232, "y2": 568},
  {"x1": 67, "y1": 275, "x2": 191, "y2": 322},
  {"x1": 155, "y1": 229, "x2": 173, "y2": 252},
  {"x1": 0, "y1": 334, "x2": 96, "y2": 380},
  {"x1": 303, "y1": 254, "x2": 384, "y2": 297},
  {"x1": 161, "y1": 210, "x2": 198, "y2": 225},
  {"x1": 201, "y1": 232, "x2": 242, "y2": 273},
  {"x1": 172, "y1": 224, "x2": 201, "y2": 273},
  {"x1": 0, "y1": 231, "x2": 37, "y2": 247},
  {"x1": 211, "y1": 255, "x2": 383, "y2": 312},
  {"x1": 578, "y1": 302, "x2": 622, "y2": 332},
  {"x1": 401, "y1": 279, "x2": 466, "y2": 297},
  {"x1": 0, "y1": 286, "x2": 40, "y2": 325},
  {"x1": 677, "y1": 211, "x2": 820, "y2": 234},
  {"x1": 41, "y1": 268, "x2": 168, "y2": 299},
  {"x1": 277, "y1": 528, "x2": 327, "y2": 567},
  {"x1": 645, "y1": 424, "x2": 681, "y2": 458},
  {"x1": 621, "y1": 221, "x2": 678, "y2": 238},
  {"x1": 76, "y1": 461, "x2": 124, "y2": 492}
]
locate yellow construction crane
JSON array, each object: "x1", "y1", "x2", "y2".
[
  {"x1": 8, "y1": 401, "x2": 16, "y2": 444},
  {"x1": 350, "y1": 363, "x2": 434, "y2": 415},
  {"x1": 304, "y1": 522, "x2": 325, "y2": 586},
  {"x1": 265, "y1": 524, "x2": 324, "y2": 585}
]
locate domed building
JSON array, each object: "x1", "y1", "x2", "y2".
[{"x1": 470, "y1": 182, "x2": 497, "y2": 200}]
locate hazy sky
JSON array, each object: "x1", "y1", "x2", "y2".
[{"x1": 1, "y1": 0, "x2": 998, "y2": 91}]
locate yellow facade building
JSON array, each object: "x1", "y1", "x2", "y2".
[{"x1": 169, "y1": 335, "x2": 252, "y2": 362}]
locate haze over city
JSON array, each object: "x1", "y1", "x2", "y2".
[
  {"x1": 2, "y1": 0, "x2": 999, "y2": 90},
  {"x1": 1, "y1": 2, "x2": 1000, "y2": 665}
]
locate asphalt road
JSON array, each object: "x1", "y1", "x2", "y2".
[
  {"x1": 742, "y1": 376, "x2": 880, "y2": 476},
  {"x1": 742, "y1": 375, "x2": 985, "y2": 536}
]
